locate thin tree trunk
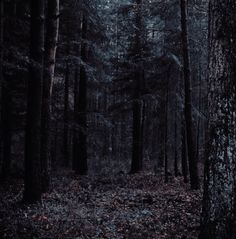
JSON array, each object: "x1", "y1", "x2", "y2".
[
  {"x1": 63, "y1": 62, "x2": 70, "y2": 166},
  {"x1": 73, "y1": 66, "x2": 79, "y2": 170},
  {"x1": 131, "y1": 98, "x2": 143, "y2": 173},
  {"x1": 0, "y1": 0, "x2": 11, "y2": 180},
  {"x1": 164, "y1": 71, "x2": 169, "y2": 183},
  {"x1": 74, "y1": 14, "x2": 88, "y2": 175},
  {"x1": 180, "y1": 0, "x2": 199, "y2": 189},
  {"x1": 52, "y1": 121, "x2": 58, "y2": 169},
  {"x1": 130, "y1": 0, "x2": 144, "y2": 174},
  {"x1": 0, "y1": 0, "x2": 3, "y2": 164},
  {"x1": 23, "y1": 0, "x2": 45, "y2": 203},
  {"x1": 41, "y1": 0, "x2": 59, "y2": 193},
  {"x1": 196, "y1": 64, "x2": 202, "y2": 161},
  {"x1": 1, "y1": 76, "x2": 12, "y2": 180},
  {"x1": 181, "y1": 116, "x2": 188, "y2": 183},
  {"x1": 174, "y1": 96, "x2": 179, "y2": 177}
]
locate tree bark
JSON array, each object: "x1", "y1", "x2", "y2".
[
  {"x1": 74, "y1": 14, "x2": 88, "y2": 175},
  {"x1": 180, "y1": 0, "x2": 199, "y2": 190},
  {"x1": 73, "y1": 66, "x2": 79, "y2": 170},
  {"x1": 174, "y1": 96, "x2": 179, "y2": 177},
  {"x1": 130, "y1": 0, "x2": 144, "y2": 174},
  {"x1": 0, "y1": 0, "x2": 12, "y2": 181},
  {"x1": 63, "y1": 62, "x2": 70, "y2": 166},
  {"x1": 199, "y1": 1, "x2": 236, "y2": 238},
  {"x1": 23, "y1": 0, "x2": 45, "y2": 203},
  {"x1": 196, "y1": 64, "x2": 202, "y2": 160},
  {"x1": 41, "y1": 0, "x2": 59, "y2": 193},
  {"x1": 0, "y1": 0, "x2": 3, "y2": 164},
  {"x1": 164, "y1": 71, "x2": 169, "y2": 183},
  {"x1": 1, "y1": 76, "x2": 12, "y2": 180},
  {"x1": 181, "y1": 116, "x2": 188, "y2": 183}
]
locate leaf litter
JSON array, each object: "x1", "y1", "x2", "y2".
[{"x1": 0, "y1": 171, "x2": 202, "y2": 239}]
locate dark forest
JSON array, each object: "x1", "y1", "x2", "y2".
[{"x1": 0, "y1": 0, "x2": 235, "y2": 238}]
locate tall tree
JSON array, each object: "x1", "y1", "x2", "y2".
[
  {"x1": 0, "y1": 0, "x2": 12, "y2": 180},
  {"x1": 1, "y1": 77, "x2": 12, "y2": 180},
  {"x1": 23, "y1": 0, "x2": 45, "y2": 203},
  {"x1": 130, "y1": 0, "x2": 144, "y2": 174},
  {"x1": 180, "y1": 0, "x2": 199, "y2": 189},
  {"x1": 199, "y1": 0, "x2": 236, "y2": 238},
  {"x1": 74, "y1": 14, "x2": 88, "y2": 175},
  {"x1": 0, "y1": 0, "x2": 3, "y2": 161},
  {"x1": 63, "y1": 61, "x2": 70, "y2": 167},
  {"x1": 41, "y1": 0, "x2": 60, "y2": 192}
]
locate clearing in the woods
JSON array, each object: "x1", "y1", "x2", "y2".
[{"x1": 0, "y1": 172, "x2": 201, "y2": 239}]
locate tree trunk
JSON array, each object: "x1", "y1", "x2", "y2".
[
  {"x1": 0, "y1": 0, "x2": 3, "y2": 166},
  {"x1": 63, "y1": 62, "x2": 70, "y2": 166},
  {"x1": 196, "y1": 64, "x2": 202, "y2": 160},
  {"x1": 164, "y1": 72, "x2": 169, "y2": 183},
  {"x1": 23, "y1": 0, "x2": 45, "y2": 203},
  {"x1": 73, "y1": 67, "x2": 78, "y2": 170},
  {"x1": 130, "y1": 0, "x2": 144, "y2": 174},
  {"x1": 0, "y1": 0, "x2": 12, "y2": 181},
  {"x1": 74, "y1": 14, "x2": 88, "y2": 175},
  {"x1": 181, "y1": 116, "x2": 188, "y2": 183},
  {"x1": 174, "y1": 96, "x2": 179, "y2": 177},
  {"x1": 131, "y1": 98, "x2": 143, "y2": 173},
  {"x1": 41, "y1": 0, "x2": 59, "y2": 193},
  {"x1": 1, "y1": 76, "x2": 12, "y2": 180},
  {"x1": 199, "y1": 1, "x2": 236, "y2": 238},
  {"x1": 180, "y1": 0, "x2": 199, "y2": 190}
]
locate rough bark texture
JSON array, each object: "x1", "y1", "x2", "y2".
[
  {"x1": 200, "y1": 1, "x2": 236, "y2": 238},
  {"x1": 23, "y1": 0, "x2": 45, "y2": 203},
  {"x1": 41, "y1": 0, "x2": 59, "y2": 193},
  {"x1": 180, "y1": 0, "x2": 199, "y2": 190}
]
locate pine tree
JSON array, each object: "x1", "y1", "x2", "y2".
[
  {"x1": 23, "y1": 0, "x2": 45, "y2": 203},
  {"x1": 180, "y1": 0, "x2": 199, "y2": 190},
  {"x1": 41, "y1": 0, "x2": 60, "y2": 193}
]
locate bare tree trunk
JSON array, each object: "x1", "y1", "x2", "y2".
[
  {"x1": 200, "y1": 1, "x2": 236, "y2": 238},
  {"x1": 73, "y1": 66, "x2": 79, "y2": 170},
  {"x1": 1, "y1": 75, "x2": 12, "y2": 180},
  {"x1": 74, "y1": 14, "x2": 88, "y2": 175},
  {"x1": 196, "y1": 64, "x2": 202, "y2": 161},
  {"x1": 181, "y1": 116, "x2": 188, "y2": 183},
  {"x1": 180, "y1": 0, "x2": 199, "y2": 189},
  {"x1": 63, "y1": 62, "x2": 70, "y2": 166},
  {"x1": 0, "y1": 0, "x2": 3, "y2": 166},
  {"x1": 174, "y1": 96, "x2": 179, "y2": 177},
  {"x1": 130, "y1": 0, "x2": 144, "y2": 174},
  {"x1": 0, "y1": 0, "x2": 12, "y2": 181},
  {"x1": 164, "y1": 74, "x2": 169, "y2": 183},
  {"x1": 23, "y1": 0, "x2": 45, "y2": 203},
  {"x1": 41, "y1": 0, "x2": 59, "y2": 193}
]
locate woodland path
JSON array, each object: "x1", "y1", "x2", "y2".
[{"x1": 0, "y1": 171, "x2": 201, "y2": 239}]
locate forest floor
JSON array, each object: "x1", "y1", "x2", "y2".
[{"x1": 0, "y1": 171, "x2": 202, "y2": 239}]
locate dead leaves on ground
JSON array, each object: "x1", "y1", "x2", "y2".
[{"x1": 0, "y1": 172, "x2": 202, "y2": 239}]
